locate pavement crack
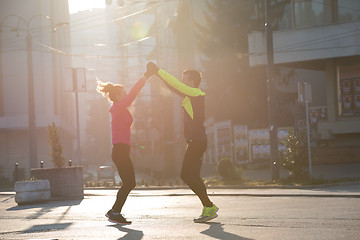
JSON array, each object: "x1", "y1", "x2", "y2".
[{"x1": 244, "y1": 224, "x2": 273, "y2": 228}]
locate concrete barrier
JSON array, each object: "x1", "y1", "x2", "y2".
[
  {"x1": 31, "y1": 167, "x2": 84, "y2": 200},
  {"x1": 14, "y1": 179, "x2": 51, "y2": 205}
]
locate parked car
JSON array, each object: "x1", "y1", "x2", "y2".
[{"x1": 97, "y1": 166, "x2": 115, "y2": 183}]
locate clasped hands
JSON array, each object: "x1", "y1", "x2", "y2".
[{"x1": 144, "y1": 62, "x2": 159, "y2": 78}]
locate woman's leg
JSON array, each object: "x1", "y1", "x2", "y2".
[
  {"x1": 180, "y1": 140, "x2": 212, "y2": 207},
  {"x1": 111, "y1": 144, "x2": 136, "y2": 213}
]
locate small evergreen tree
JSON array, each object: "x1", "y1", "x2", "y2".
[
  {"x1": 280, "y1": 128, "x2": 315, "y2": 180},
  {"x1": 48, "y1": 122, "x2": 66, "y2": 168}
]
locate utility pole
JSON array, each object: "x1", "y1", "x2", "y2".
[
  {"x1": 0, "y1": 30, "x2": 4, "y2": 116},
  {"x1": 26, "y1": 29, "x2": 38, "y2": 169},
  {"x1": 265, "y1": 0, "x2": 279, "y2": 180},
  {"x1": 71, "y1": 68, "x2": 85, "y2": 166},
  {"x1": 298, "y1": 82, "x2": 313, "y2": 181}
]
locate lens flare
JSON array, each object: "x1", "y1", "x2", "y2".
[{"x1": 130, "y1": 20, "x2": 149, "y2": 40}]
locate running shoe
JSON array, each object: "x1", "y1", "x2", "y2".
[
  {"x1": 105, "y1": 209, "x2": 113, "y2": 218},
  {"x1": 106, "y1": 210, "x2": 132, "y2": 224},
  {"x1": 108, "y1": 213, "x2": 132, "y2": 224},
  {"x1": 194, "y1": 204, "x2": 219, "y2": 223}
]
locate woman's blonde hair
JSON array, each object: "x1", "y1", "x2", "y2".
[{"x1": 96, "y1": 80, "x2": 125, "y2": 102}]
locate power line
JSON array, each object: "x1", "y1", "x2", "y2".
[
  {"x1": 2, "y1": 1, "x2": 360, "y2": 60},
  {"x1": 67, "y1": 6, "x2": 155, "y2": 36},
  {"x1": 9, "y1": 19, "x2": 358, "y2": 59},
  {"x1": 275, "y1": 27, "x2": 360, "y2": 52},
  {"x1": 34, "y1": 40, "x2": 153, "y2": 59},
  {"x1": 249, "y1": 43, "x2": 360, "y2": 57},
  {"x1": 0, "y1": 1, "x2": 155, "y2": 46}
]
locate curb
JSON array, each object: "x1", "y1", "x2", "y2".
[
  {"x1": 127, "y1": 193, "x2": 360, "y2": 198},
  {"x1": 83, "y1": 180, "x2": 360, "y2": 191}
]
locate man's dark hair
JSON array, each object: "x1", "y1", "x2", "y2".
[{"x1": 183, "y1": 69, "x2": 202, "y2": 87}]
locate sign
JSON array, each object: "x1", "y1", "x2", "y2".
[{"x1": 298, "y1": 82, "x2": 312, "y2": 103}]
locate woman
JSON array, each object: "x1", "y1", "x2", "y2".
[{"x1": 97, "y1": 73, "x2": 149, "y2": 224}]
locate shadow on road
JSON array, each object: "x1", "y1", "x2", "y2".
[
  {"x1": 108, "y1": 224, "x2": 144, "y2": 240},
  {"x1": 201, "y1": 222, "x2": 253, "y2": 240},
  {"x1": 6, "y1": 199, "x2": 82, "y2": 220},
  {"x1": 6, "y1": 199, "x2": 82, "y2": 211}
]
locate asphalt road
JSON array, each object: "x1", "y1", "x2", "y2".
[{"x1": 0, "y1": 186, "x2": 360, "y2": 240}]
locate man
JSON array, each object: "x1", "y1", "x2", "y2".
[{"x1": 146, "y1": 62, "x2": 218, "y2": 223}]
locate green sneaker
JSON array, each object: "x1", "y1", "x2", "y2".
[{"x1": 194, "y1": 204, "x2": 219, "y2": 223}]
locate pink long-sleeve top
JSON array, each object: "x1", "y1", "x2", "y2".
[{"x1": 110, "y1": 77, "x2": 146, "y2": 145}]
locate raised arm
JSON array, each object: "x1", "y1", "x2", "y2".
[
  {"x1": 157, "y1": 69, "x2": 205, "y2": 97},
  {"x1": 111, "y1": 76, "x2": 146, "y2": 111},
  {"x1": 146, "y1": 62, "x2": 205, "y2": 97}
]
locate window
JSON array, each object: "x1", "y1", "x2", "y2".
[
  {"x1": 267, "y1": 0, "x2": 360, "y2": 31},
  {"x1": 294, "y1": 0, "x2": 332, "y2": 28},
  {"x1": 337, "y1": 0, "x2": 360, "y2": 23},
  {"x1": 277, "y1": 1, "x2": 293, "y2": 30}
]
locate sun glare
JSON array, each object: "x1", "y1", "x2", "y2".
[{"x1": 68, "y1": 0, "x2": 105, "y2": 14}]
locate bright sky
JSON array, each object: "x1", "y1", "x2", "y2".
[{"x1": 68, "y1": 0, "x2": 105, "y2": 14}]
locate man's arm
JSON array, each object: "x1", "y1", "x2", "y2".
[
  {"x1": 157, "y1": 69, "x2": 205, "y2": 97},
  {"x1": 146, "y1": 62, "x2": 205, "y2": 97}
]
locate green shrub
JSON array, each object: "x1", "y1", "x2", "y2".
[
  {"x1": 216, "y1": 158, "x2": 238, "y2": 180},
  {"x1": 48, "y1": 122, "x2": 66, "y2": 168}
]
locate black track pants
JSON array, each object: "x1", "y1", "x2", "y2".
[
  {"x1": 180, "y1": 140, "x2": 212, "y2": 207},
  {"x1": 111, "y1": 143, "x2": 136, "y2": 213}
]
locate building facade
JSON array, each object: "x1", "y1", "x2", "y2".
[
  {"x1": 248, "y1": 0, "x2": 360, "y2": 162},
  {"x1": 0, "y1": 0, "x2": 75, "y2": 180}
]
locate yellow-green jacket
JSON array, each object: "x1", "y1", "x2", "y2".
[{"x1": 156, "y1": 69, "x2": 207, "y2": 141}]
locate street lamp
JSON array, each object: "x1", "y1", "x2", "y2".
[
  {"x1": 0, "y1": 14, "x2": 58, "y2": 169},
  {"x1": 72, "y1": 67, "x2": 86, "y2": 166}
]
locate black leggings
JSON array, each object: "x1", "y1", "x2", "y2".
[
  {"x1": 111, "y1": 143, "x2": 136, "y2": 213},
  {"x1": 180, "y1": 140, "x2": 212, "y2": 207}
]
